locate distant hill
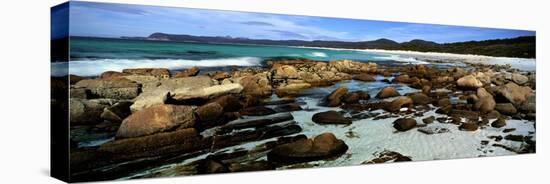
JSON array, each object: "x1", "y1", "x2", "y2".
[{"x1": 126, "y1": 33, "x2": 536, "y2": 58}]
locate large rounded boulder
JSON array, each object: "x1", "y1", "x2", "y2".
[
  {"x1": 267, "y1": 133, "x2": 348, "y2": 164},
  {"x1": 457, "y1": 75, "x2": 483, "y2": 89},
  {"x1": 376, "y1": 87, "x2": 400, "y2": 99},
  {"x1": 393, "y1": 118, "x2": 417, "y2": 131},
  {"x1": 312, "y1": 111, "x2": 352, "y2": 125},
  {"x1": 116, "y1": 104, "x2": 196, "y2": 138}
]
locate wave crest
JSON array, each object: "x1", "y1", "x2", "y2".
[{"x1": 52, "y1": 57, "x2": 262, "y2": 76}]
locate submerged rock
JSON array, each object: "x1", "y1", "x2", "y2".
[
  {"x1": 240, "y1": 106, "x2": 276, "y2": 116},
  {"x1": 418, "y1": 127, "x2": 450, "y2": 134},
  {"x1": 409, "y1": 92, "x2": 431, "y2": 105},
  {"x1": 393, "y1": 118, "x2": 417, "y2": 131},
  {"x1": 312, "y1": 110, "x2": 352, "y2": 125},
  {"x1": 459, "y1": 122, "x2": 479, "y2": 131},
  {"x1": 422, "y1": 116, "x2": 435, "y2": 124},
  {"x1": 385, "y1": 96, "x2": 413, "y2": 112},
  {"x1": 353, "y1": 73, "x2": 375, "y2": 82},
  {"x1": 267, "y1": 133, "x2": 348, "y2": 164},
  {"x1": 491, "y1": 118, "x2": 507, "y2": 128},
  {"x1": 362, "y1": 150, "x2": 412, "y2": 164},
  {"x1": 376, "y1": 87, "x2": 400, "y2": 99},
  {"x1": 324, "y1": 87, "x2": 348, "y2": 107}
]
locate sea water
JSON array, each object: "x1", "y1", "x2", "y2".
[{"x1": 52, "y1": 37, "x2": 438, "y2": 76}]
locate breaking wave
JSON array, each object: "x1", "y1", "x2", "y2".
[{"x1": 51, "y1": 57, "x2": 262, "y2": 76}]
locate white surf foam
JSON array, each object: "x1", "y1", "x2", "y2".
[
  {"x1": 52, "y1": 57, "x2": 262, "y2": 76},
  {"x1": 308, "y1": 51, "x2": 328, "y2": 58},
  {"x1": 373, "y1": 54, "x2": 430, "y2": 64}
]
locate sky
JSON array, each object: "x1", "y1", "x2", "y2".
[{"x1": 62, "y1": 1, "x2": 535, "y2": 43}]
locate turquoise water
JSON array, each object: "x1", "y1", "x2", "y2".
[{"x1": 52, "y1": 37, "x2": 428, "y2": 76}]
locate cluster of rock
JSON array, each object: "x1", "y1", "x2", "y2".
[
  {"x1": 57, "y1": 58, "x2": 536, "y2": 180},
  {"x1": 63, "y1": 61, "x2": 370, "y2": 181}
]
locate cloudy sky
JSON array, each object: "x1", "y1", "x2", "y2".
[{"x1": 63, "y1": 1, "x2": 535, "y2": 43}]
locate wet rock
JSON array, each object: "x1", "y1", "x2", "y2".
[
  {"x1": 457, "y1": 75, "x2": 483, "y2": 89},
  {"x1": 495, "y1": 103, "x2": 517, "y2": 115},
  {"x1": 99, "y1": 128, "x2": 200, "y2": 154},
  {"x1": 422, "y1": 85, "x2": 432, "y2": 94},
  {"x1": 324, "y1": 87, "x2": 348, "y2": 107},
  {"x1": 491, "y1": 118, "x2": 507, "y2": 128},
  {"x1": 240, "y1": 106, "x2": 276, "y2": 116},
  {"x1": 116, "y1": 104, "x2": 195, "y2": 138},
  {"x1": 174, "y1": 67, "x2": 200, "y2": 78},
  {"x1": 74, "y1": 78, "x2": 141, "y2": 99},
  {"x1": 512, "y1": 73, "x2": 529, "y2": 85},
  {"x1": 197, "y1": 159, "x2": 228, "y2": 174},
  {"x1": 418, "y1": 127, "x2": 450, "y2": 134},
  {"x1": 376, "y1": 87, "x2": 400, "y2": 99},
  {"x1": 450, "y1": 109, "x2": 479, "y2": 121},
  {"x1": 504, "y1": 134, "x2": 528, "y2": 142},
  {"x1": 208, "y1": 95, "x2": 242, "y2": 112},
  {"x1": 475, "y1": 88, "x2": 496, "y2": 113},
  {"x1": 393, "y1": 74, "x2": 410, "y2": 83},
  {"x1": 393, "y1": 118, "x2": 417, "y2": 131},
  {"x1": 484, "y1": 110, "x2": 502, "y2": 119},
  {"x1": 228, "y1": 161, "x2": 275, "y2": 172},
  {"x1": 362, "y1": 150, "x2": 412, "y2": 164},
  {"x1": 195, "y1": 102, "x2": 224, "y2": 122},
  {"x1": 518, "y1": 95, "x2": 536, "y2": 113},
  {"x1": 409, "y1": 93, "x2": 431, "y2": 105},
  {"x1": 273, "y1": 103, "x2": 303, "y2": 112},
  {"x1": 353, "y1": 73, "x2": 375, "y2": 82},
  {"x1": 459, "y1": 122, "x2": 479, "y2": 131},
  {"x1": 267, "y1": 133, "x2": 349, "y2": 164},
  {"x1": 343, "y1": 91, "x2": 370, "y2": 104},
  {"x1": 69, "y1": 98, "x2": 110, "y2": 125},
  {"x1": 219, "y1": 112, "x2": 294, "y2": 133},
  {"x1": 385, "y1": 96, "x2": 413, "y2": 112},
  {"x1": 275, "y1": 82, "x2": 311, "y2": 96},
  {"x1": 422, "y1": 116, "x2": 435, "y2": 124},
  {"x1": 312, "y1": 111, "x2": 352, "y2": 125},
  {"x1": 100, "y1": 101, "x2": 133, "y2": 123},
  {"x1": 488, "y1": 135, "x2": 503, "y2": 141},
  {"x1": 122, "y1": 68, "x2": 170, "y2": 79},
  {"x1": 437, "y1": 98, "x2": 451, "y2": 107},
  {"x1": 495, "y1": 82, "x2": 534, "y2": 105}
]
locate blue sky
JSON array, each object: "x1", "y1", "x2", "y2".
[{"x1": 66, "y1": 1, "x2": 535, "y2": 43}]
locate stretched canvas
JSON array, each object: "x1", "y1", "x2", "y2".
[{"x1": 51, "y1": 1, "x2": 536, "y2": 182}]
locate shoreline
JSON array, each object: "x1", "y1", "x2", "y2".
[{"x1": 291, "y1": 46, "x2": 536, "y2": 71}]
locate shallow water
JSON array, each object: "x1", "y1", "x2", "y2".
[{"x1": 121, "y1": 79, "x2": 535, "y2": 179}]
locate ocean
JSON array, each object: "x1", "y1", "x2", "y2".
[{"x1": 51, "y1": 37, "x2": 433, "y2": 76}]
